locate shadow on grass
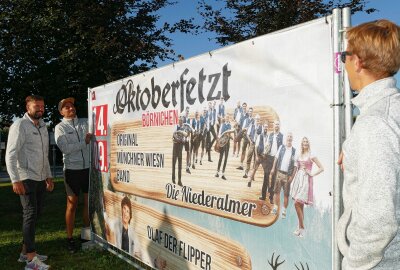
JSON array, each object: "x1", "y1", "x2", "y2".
[{"x1": 0, "y1": 180, "x2": 137, "y2": 269}]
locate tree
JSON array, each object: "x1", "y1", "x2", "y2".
[
  {"x1": 0, "y1": 0, "x2": 197, "y2": 126},
  {"x1": 198, "y1": 0, "x2": 376, "y2": 46}
]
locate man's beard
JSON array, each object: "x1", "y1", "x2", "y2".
[{"x1": 29, "y1": 111, "x2": 42, "y2": 120}]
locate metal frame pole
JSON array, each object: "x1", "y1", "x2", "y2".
[
  {"x1": 87, "y1": 87, "x2": 93, "y2": 241},
  {"x1": 332, "y1": 8, "x2": 344, "y2": 270},
  {"x1": 342, "y1": 7, "x2": 353, "y2": 135},
  {"x1": 331, "y1": 7, "x2": 353, "y2": 270}
]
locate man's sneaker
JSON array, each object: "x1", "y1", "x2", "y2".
[
  {"x1": 67, "y1": 238, "x2": 77, "y2": 253},
  {"x1": 80, "y1": 237, "x2": 90, "y2": 243},
  {"x1": 18, "y1": 253, "x2": 47, "y2": 263},
  {"x1": 25, "y1": 256, "x2": 50, "y2": 270},
  {"x1": 281, "y1": 208, "x2": 287, "y2": 219},
  {"x1": 293, "y1": 228, "x2": 300, "y2": 236},
  {"x1": 272, "y1": 205, "x2": 278, "y2": 215},
  {"x1": 221, "y1": 175, "x2": 227, "y2": 180},
  {"x1": 236, "y1": 165, "x2": 244, "y2": 170}
]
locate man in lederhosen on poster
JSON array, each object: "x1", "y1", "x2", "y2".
[
  {"x1": 247, "y1": 121, "x2": 269, "y2": 187},
  {"x1": 243, "y1": 114, "x2": 262, "y2": 178},
  {"x1": 182, "y1": 106, "x2": 192, "y2": 174},
  {"x1": 172, "y1": 116, "x2": 188, "y2": 187},
  {"x1": 215, "y1": 114, "x2": 233, "y2": 180},
  {"x1": 259, "y1": 120, "x2": 283, "y2": 203},
  {"x1": 216, "y1": 97, "x2": 225, "y2": 133},
  {"x1": 237, "y1": 107, "x2": 253, "y2": 170},
  {"x1": 190, "y1": 110, "x2": 202, "y2": 169},
  {"x1": 232, "y1": 102, "x2": 246, "y2": 157},
  {"x1": 269, "y1": 132, "x2": 297, "y2": 219},
  {"x1": 206, "y1": 102, "x2": 217, "y2": 162},
  {"x1": 199, "y1": 107, "x2": 208, "y2": 165}
]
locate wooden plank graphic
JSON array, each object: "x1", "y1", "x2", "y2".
[
  {"x1": 109, "y1": 106, "x2": 279, "y2": 226},
  {"x1": 103, "y1": 190, "x2": 252, "y2": 270}
]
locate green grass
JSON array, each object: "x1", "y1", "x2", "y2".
[{"x1": 0, "y1": 179, "x2": 145, "y2": 269}]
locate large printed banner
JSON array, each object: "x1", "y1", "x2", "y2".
[
  {"x1": 89, "y1": 17, "x2": 334, "y2": 270},
  {"x1": 102, "y1": 190, "x2": 252, "y2": 269}
]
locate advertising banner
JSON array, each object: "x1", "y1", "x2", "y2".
[{"x1": 89, "y1": 17, "x2": 334, "y2": 269}]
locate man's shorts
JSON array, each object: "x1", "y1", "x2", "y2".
[
  {"x1": 64, "y1": 168, "x2": 89, "y2": 196},
  {"x1": 274, "y1": 171, "x2": 291, "y2": 196}
]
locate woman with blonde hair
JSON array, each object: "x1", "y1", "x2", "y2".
[{"x1": 290, "y1": 137, "x2": 323, "y2": 238}]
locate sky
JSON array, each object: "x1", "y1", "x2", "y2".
[{"x1": 157, "y1": 0, "x2": 400, "y2": 84}]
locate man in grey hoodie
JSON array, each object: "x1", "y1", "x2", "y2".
[
  {"x1": 55, "y1": 97, "x2": 92, "y2": 253},
  {"x1": 337, "y1": 20, "x2": 400, "y2": 269},
  {"x1": 6, "y1": 95, "x2": 54, "y2": 270}
]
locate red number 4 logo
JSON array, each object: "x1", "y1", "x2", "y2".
[{"x1": 93, "y1": 105, "x2": 108, "y2": 136}]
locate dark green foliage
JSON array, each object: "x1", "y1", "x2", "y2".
[
  {"x1": 198, "y1": 0, "x2": 376, "y2": 46},
  {"x1": 0, "y1": 0, "x2": 197, "y2": 126}
]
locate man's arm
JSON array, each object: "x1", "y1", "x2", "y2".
[
  {"x1": 343, "y1": 117, "x2": 398, "y2": 269},
  {"x1": 5, "y1": 121, "x2": 25, "y2": 183},
  {"x1": 43, "y1": 127, "x2": 53, "y2": 180},
  {"x1": 45, "y1": 178, "x2": 54, "y2": 192}
]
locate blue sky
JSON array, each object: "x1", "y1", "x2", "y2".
[{"x1": 157, "y1": 0, "x2": 400, "y2": 84}]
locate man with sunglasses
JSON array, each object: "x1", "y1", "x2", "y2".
[
  {"x1": 55, "y1": 97, "x2": 92, "y2": 253},
  {"x1": 337, "y1": 20, "x2": 400, "y2": 270}
]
